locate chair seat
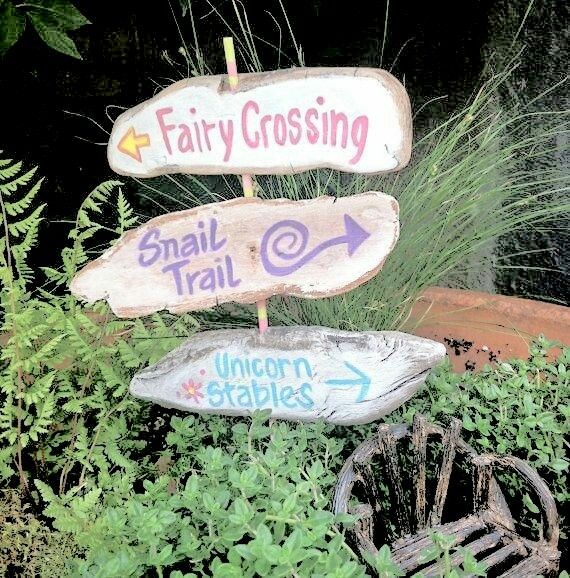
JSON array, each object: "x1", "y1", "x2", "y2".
[{"x1": 390, "y1": 514, "x2": 516, "y2": 574}]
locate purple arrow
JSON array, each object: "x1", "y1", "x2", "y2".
[
  {"x1": 261, "y1": 214, "x2": 371, "y2": 277},
  {"x1": 343, "y1": 214, "x2": 371, "y2": 256}
]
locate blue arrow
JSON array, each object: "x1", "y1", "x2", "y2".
[{"x1": 325, "y1": 362, "x2": 371, "y2": 402}]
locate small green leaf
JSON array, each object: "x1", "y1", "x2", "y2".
[
  {"x1": 233, "y1": 544, "x2": 255, "y2": 561},
  {"x1": 550, "y1": 457, "x2": 569, "y2": 472},
  {"x1": 522, "y1": 493, "x2": 540, "y2": 514},
  {"x1": 0, "y1": 1, "x2": 26, "y2": 54},
  {"x1": 28, "y1": 12, "x2": 82, "y2": 58},
  {"x1": 212, "y1": 563, "x2": 243, "y2": 578},
  {"x1": 255, "y1": 523, "x2": 273, "y2": 546}
]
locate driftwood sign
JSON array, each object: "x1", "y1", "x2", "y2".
[
  {"x1": 129, "y1": 327, "x2": 446, "y2": 425},
  {"x1": 70, "y1": 192, "x2": 399, "y2": 318},
  {"x1": 108, "y1": 68, "x2": 412, "y2": 177}
]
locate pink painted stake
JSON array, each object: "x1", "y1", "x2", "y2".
[{"x1": 223, "y1": 37, "x2": 268, "y2": 333}]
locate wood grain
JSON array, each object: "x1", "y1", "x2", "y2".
[
  {"x1": 107, "y1": 67, "x2": 412, "y2": 177},
  {"x1": 70, "y1": 192, "x2": 399, "y2": 318},
  {"x1": 129, "y1": 327, "x2": 446, "y2": 425}
]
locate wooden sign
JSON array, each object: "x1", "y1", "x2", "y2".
[
  {"x1": 70, "y1": 192, "x2": 399, "y2": 318},
  {"x1": 108, "y1": 68, "x2": 412, "y2": 177},
  {"x1": 129, "y1": 327, "x2": 446, "y2": 425}
]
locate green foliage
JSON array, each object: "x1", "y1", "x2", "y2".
[
  {"x1": 0, "y1": 489, "x2": 82, "y2": 577},
  {"x1": 0, "y1": 156, "x2": 45, "y2": 285},
  {"x1": 0, "y1": 155, "x2": 199, "y2": 492},
  {"x1": 390, "y1": 337, "x2": 569, "y2": 508},
  {"x1": 1, "y1": 154, "x2": 567, "y2": 575},
  {"x1": 37, "y1": 412, "x2": 363, "y2": 577},
  {"x1": 35, "y1": 411, "x2": 493, "y2": 578},
  {"x1": 0, "y1": 0, "x2": 89, "y2": 58}
]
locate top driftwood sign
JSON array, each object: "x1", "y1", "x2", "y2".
[{"x1": 108, "y1": 68, "x2": 412, "y2": 177}]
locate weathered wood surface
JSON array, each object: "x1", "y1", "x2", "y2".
[
  {"x1": 107, "y1": 67, "x2": 412, "y2": 177},
  {"x1": 129, "y1": 327, "x2": 446, "y2": 425},
  {"x1": 333, "y1": 418, "x2": 561, "y2": 576},
  {"x1": 70, "y1": 192, "x2": 399, "y2": 318}
]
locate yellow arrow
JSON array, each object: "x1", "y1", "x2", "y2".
[{"x1": 117, "y1": 127, "x2": 151, "y2": 162}]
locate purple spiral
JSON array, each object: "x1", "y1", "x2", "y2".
[{"x1": 261, "y1": 220, "x2": 310, "y2": 276}]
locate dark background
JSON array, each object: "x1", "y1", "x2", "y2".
[{"x1": 1, "y1": 0, "x2": 568, "y2": 303}]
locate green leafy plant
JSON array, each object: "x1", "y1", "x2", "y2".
[
  {"x1": 36, "y1": 411, "x2": 364, "y2": 577},
  {"x1": 0, "y1": 0, "x2": 89, "y2": 58},
  {"x1": 0, "y1": 154, "x2": 200, "y2": 493},
  {"x1": 35, "y1": 410, "x2": 495, "y2": 578},
  {"x1": 0, "y1": 489, "x2": 82, "y2": 576},
  {"x1": 391, "y1": 337, "x2": 569, "y2": 506}
]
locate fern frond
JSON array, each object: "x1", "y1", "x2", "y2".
[
  {"x1": 29, "y1": 394, "x2": 57, "y2": 441},
  {"x1": 41, "y1": 266, "x2": 67, "y2": 284},
  {"x1": 0, "y1": 166, "x2": 38, "y2": 194},
  {"x1": 0, "y1": 159, "x2": 44, "y2": 288},
  {"x1": 23, "y1": 371, "x2": 56, "y2": 407},
  {"x1": 5, "y1": 178, "x2": 44, "y2": 216},
  {"x1": 7, "y1": 204, "x2": 45, "y2": 238},
  {"x1": 96, "y1": 361, "x2": 124, "y2": 388},
  {"x1": 12, "y1": 253, "x2": 34, "y2": 285},
  {"x1": 0, "y1": 157, "x2": 15, "y2": 167},
  {"x1": 16, "y1": 213, "x2": 42, "y2": 249},
  {"x1": 27, "y1": 336, "x2": 66, "y2": 368},
  {"x1": 75, "y1": 180, "x2": 122, "y2": 225},
  {"x1": 0, "y1": 160, "x2": 22, "y2": 181},
  {"x1": 115, "y1": 188, "x2": 138, "y2": 235},
  {"x1": 105, "y1": 438, "x2": 133, "y2": 469}
]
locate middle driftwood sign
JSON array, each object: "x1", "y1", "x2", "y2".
[
  {"x1": 70, "y1": 192, "x2": 399, "y2": 317},
  {"x1": 130, "y1": 327, "x2": 446, "y2": 425}
]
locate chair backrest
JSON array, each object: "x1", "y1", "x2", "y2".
[{"x1": 333, "y1": 413, "x2": 560, "y2": 571}]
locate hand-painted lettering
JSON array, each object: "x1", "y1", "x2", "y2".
[
  {"x1": 214, "y1": 353, "x2": 313, "y2": 381},
  {"x1": 138, "y1": 228, "x2": 161, "y2": 267},
  {"x1": 137, "y1": 218, "x2": 239, "y2": 297},
  {"x1": 156, "y1": 107, "x2": 175, "y2": 154},
  {"x1": 219, "y1": 119, "x2": 234, "y2": 162},
  {"x1": 152, "y1": 96, "x2": 370, "y2": 166},
  {"x1": 203, "y1": 378, "x2": 314, "y2": 410}
]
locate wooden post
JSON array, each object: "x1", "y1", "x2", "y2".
[{"x1": 223, "y1": 37, "x2": 268, "y2": 333}]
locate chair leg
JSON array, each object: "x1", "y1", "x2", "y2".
[
  {"x1": 377, "y1": 424, "x2": 411, "y2": 536},
  {"x1": 412, "y1": 413, "x2": 428, "y2": 531},
  {"x1": 428, "y1": 418, "x2": 462, "y2": 526}
]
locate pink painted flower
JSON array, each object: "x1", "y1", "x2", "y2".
[{"x1": 180, "y1": 379, "x2": 204, "y2": 403}]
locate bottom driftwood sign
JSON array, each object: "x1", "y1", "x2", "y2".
[{"x1": 129, "y1": 327, "x2": 446, "y2": 425}]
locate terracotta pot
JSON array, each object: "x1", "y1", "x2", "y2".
[{"x1": 405, "y1": 287, "x2": 570, "y2": 373}]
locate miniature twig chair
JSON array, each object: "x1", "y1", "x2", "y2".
[{"x1": 333, "y1": 414, "x2": 560, "y2": 576}]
